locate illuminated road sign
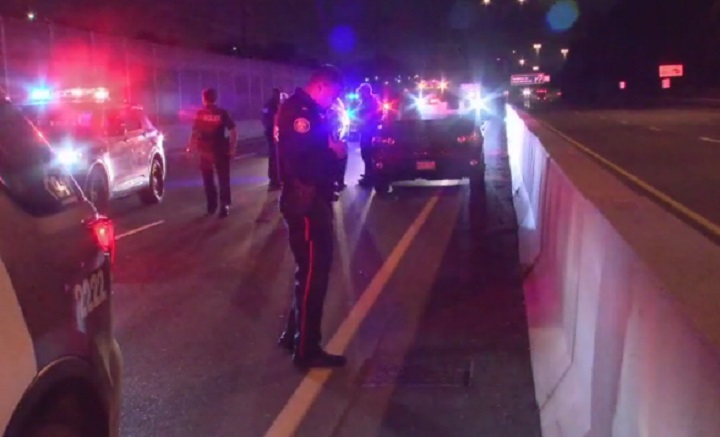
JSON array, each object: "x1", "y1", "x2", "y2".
[
  {"x1": 510, "y1": 73, "x2": 547, "y2": 86},
  {"x1": 659, "y1": 64, "x2": 683, "y2": 78}
]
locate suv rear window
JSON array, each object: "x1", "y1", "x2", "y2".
[{"x1": 0, "y1": 97, "x2": 83, "y2": 216}]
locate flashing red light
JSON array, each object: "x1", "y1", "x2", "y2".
[
  {"x1": 89, "y1": 217, "x2": 115, "y2": 262},
  {"x1": 93, "y1": 88, "x2": 110, "y2": 100}
]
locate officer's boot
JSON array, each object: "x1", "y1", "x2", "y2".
[{"x1": 293, "y1": 349, "x2": 347, "y2": 369}]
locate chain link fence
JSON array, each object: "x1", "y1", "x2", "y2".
[{"x1": 0, "y1": 15, "x2": 311, "y2": 149}]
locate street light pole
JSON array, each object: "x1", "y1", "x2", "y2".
[
  {"x1": 561, "y1": 48, "x2": 569, "y2": 60},
  {"x1": 533, "y1": 43, "x2": 542, "y2": 58}
]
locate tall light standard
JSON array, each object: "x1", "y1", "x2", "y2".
[
  {"x1": 483, "y1": 0, "x2": 490, "y2": 5},
  {"x1": 519, "y1": 58, "x2": 526, "y2": 67},
  {"x1": 561, "y1": 48, "x2": 569, "y2": 60},
  {"x1": 533, "y1": 43, "x2": 542, "y2": 57}
]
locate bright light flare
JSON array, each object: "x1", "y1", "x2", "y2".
[
  {"x1": 29, "y1": 88, "x2": 52, "y2": 101},
  {"x1": 522, "y1": 88, "x2": 532, "y2": 97},
  {"x1": 93, "y1": 88, "x2": 110, "y2": 100},
  {"x1": 57, "y1": 148, "x2": 82, "y2": 166},
  {"x1": 439, "y1": 80, "x2": 448, "y2": 90}
]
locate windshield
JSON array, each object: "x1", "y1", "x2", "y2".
[
  {"x1": 20, "y1": 103, "x2": 103, "y2": 140},
  {"x1": 388, "y1": 90, "x2": 465, "y2": 122},
  {"x1": 0, "y1": 97, "x2": 83, "y2": 216}
]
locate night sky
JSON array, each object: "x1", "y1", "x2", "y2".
[{"x1": 2, "y1": 0, "x2": 606, "y2": 63}]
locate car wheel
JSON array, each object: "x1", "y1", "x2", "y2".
[
  {"x1": 21, "y1": 387, "x2": 107, "y2": 437},
  {"x1": 85, "y1": 167, "x2": 110, "y2": 214},
  {"x1": 374, "y1": 181, "x2": 391, "y2": 196},
  {"x1": 25, "y1": 423, "x2": 84, "y2": 437},
  {"x1": 469, "y1": 171, "x2": 486, "y2": 200},
  {"x1": 139, "y1": 157, "x2": 165, "y2": 205}
]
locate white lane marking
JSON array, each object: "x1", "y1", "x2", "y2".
[
  {"x1": 699, "y1": 136, "x2": 720, "y2": 143},
  {"x1": 116, "y1": 220, "x2": 165, "y2": 240},
  {"x1": 264, "y1": 194, "x2": 441, "y2": 437},
  {"x1": 649, "y1": 126, "x2": 661, "y2": 131}
]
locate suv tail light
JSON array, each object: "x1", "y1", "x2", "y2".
[
  {"x1": 88, "y1": 216, "x2": 115, "y2": 263},
  {"x1": 457, "y1": 132, "x2": 480, "y2": 144}
]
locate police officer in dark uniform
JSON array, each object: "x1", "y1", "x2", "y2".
[
  {"x1": 355, "y1": 83, "x2": 382, "y2": 188},
  {"x1": 190, "y1": 88, "x2": 238, "y2": 218},
  {"x1": 262, "y1": 88, "x2": 282, "y2": 191},
  {"x1": 328, "y1": 97, "x2": 349, "y2": 191},
  {"x1": 276, "y1": 65, "x2": 346, "y2": 368}
]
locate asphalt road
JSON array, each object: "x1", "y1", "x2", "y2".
[
  {"x1": 531, "y1": 106, "x2": 720, "y2": 234},
  {"x1": 106, "y1": 119, "x2": 540, "y2": 437}
]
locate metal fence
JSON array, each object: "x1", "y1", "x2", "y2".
[{"x1": 0, "y1": 15, "x2": 311, "y2": 126}]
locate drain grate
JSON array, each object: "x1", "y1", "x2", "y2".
[{"x1": 361, "y1": 357, "x2": 475, "y2": 388}]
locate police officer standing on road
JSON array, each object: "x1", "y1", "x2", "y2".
[
  {"x1": 276, "y1": 65, "x2": 347, "y2": 368},
  {"x1": 262, "y1": 88, "x2": 282, "y2": 191},
  {"x1": 328, "y1": 97, "x2": 349, "y2": 191},
  {"x1": 190, "y1": 88, "x2": 238, "y2": 218},
  {"x1": 355, "y1": 83, "x2": 382, "y2": 188}
]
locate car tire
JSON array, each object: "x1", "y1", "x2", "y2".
[
  {"x1": 20, "y1": 388, "x2": 107, "y2": 437},
  {"x1": 374, "y1": 181, "x2": 391, "y2": 196},
  {"x1": 25, "y1": 423, "x2": 84, "y2": 437},
  {"x1": 85, "y1": 167, "x2": 110, "y2": 214},
  {"x1": 139, "y1": 157, "x2": 165, "y2": 205},
  {"x1": 469, "y1": 170, "x2": 486, "y2": 199}
]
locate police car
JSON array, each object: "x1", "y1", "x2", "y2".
[
  {"x1": 1, "y1": 92, "x2": 121, "y2": 437},
  {"x1": 20, "y1": 86, "x2": 166, "y2": 213}
]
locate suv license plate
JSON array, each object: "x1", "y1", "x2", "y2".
[{"x1": 416, "y1": 161, "x2": 436, "y2": 171}]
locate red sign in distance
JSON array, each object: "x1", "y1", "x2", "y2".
[{"x1": 659, "y1": 64, "x2": 683, "y2": 78}]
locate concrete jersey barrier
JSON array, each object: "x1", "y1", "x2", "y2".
[{"x1": 506, "y1": 104, "x2": 720, "y2": 437}]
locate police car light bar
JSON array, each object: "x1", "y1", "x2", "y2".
[
  {"x1": 29, "y1": 86, "x2": 111, "y2": 102},
  {"x1": 29, "y1": 87, "x2": 52, "y2": 101}
]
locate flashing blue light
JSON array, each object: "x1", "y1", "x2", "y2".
[
  {"x1": 346, "y1": 93, "x2": 359, "y2": 100},
  {"x1": 30, "y1": 88, "x2": 52, "y2": 101}
]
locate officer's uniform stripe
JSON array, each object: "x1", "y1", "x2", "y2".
[
  {"x1": 298, "y1": 217, "x2": 314, "y2": 357},
  {"x1": 0, "y1": 256, "x2": 38, "y2": 433}
]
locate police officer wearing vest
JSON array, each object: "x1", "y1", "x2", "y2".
[
  {"x1": 190, "y1": 88, "x2": 238, "y2": 218},
  {"x1": 276, "y1": 65, "x2": 346, "y2": 368}
]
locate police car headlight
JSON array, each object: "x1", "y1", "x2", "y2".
[{"x1": 57, "y1": 148, "x2": 83, "y2": 166}]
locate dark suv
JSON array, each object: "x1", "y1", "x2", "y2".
[
  {"x1": 20, "y1": 87, "x2": 166, "y2": 213},
  {"x1": 369, "y1": 91, "x2": 486, "y2": 195},
  {"x1": 0, "y1": 93, "x2": 122, "y2": 437}
]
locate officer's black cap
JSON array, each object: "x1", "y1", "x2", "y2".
[
  {"x1": 202, "y1": 88, "x2": 218, "y2": 103},
  {"x1": 309, "y1": 64, "x2": 344, "y2": 88}
]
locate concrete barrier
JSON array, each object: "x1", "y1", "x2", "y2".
[{"x1": 507, "y1": 104, "x2": 720, "y2": 437}]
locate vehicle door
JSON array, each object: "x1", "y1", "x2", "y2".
[
  {"x1": 131, "y1": 109, "x2": 157, "y2": 180},
  {"x1": 119, "y1": 109, "x2": 147, "y2": 182},
  {"x1": 103, "y1": 109, "x2": 136, "y2": 191}
]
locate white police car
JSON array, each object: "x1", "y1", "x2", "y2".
[
  {"x1": 20, "y1": 86, "x2": 166, "y2": 213},
  {"x1": 0, "y1": 92, "x2": 121, "y2": 437}
]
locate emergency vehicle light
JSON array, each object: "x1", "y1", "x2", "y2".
[
  {"x1": 32, "y1": 86, "x2": 112, "y2": 102},
  {"x1": 29, "y1": 87, "x2": 52, "y2": 101}
]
